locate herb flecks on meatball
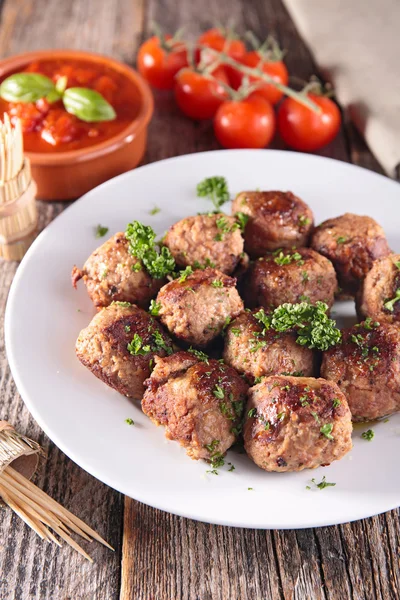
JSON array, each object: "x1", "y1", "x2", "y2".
[
  {"x1": 311, "y1": 213, "x2": 390, "y2": 298},
  {"x1": 232, "y1": 191, "x2": 314, "y2": 258},
  {"x1": 71, "y1": 232, "x2": 165, "y2": 309},
  {"x1": 244, "y1": 247, "x2": 337, "y2": 310},
  {"x1": 357, "y1": 253, "x2": 400, "y2": 324},
  {"x1": 75, "y1": 302, "x2": 174, "y2": 399},
  {"x1": 321, "y1": 319, "x2": 400, "y2": 421},
  {"x1": 156, "y1": 267, "x2": 244, "y2": 348},
  {"x1": 142, "y1": 351, "x2": 248, "y2": 462},
  {"x1": 163, "y1": 213, "x2": 244, "y2": 274},
  {"x1": 243, "y1": 375, "x2": 352, "y2": 472},
  {"x1": 223, "y1": 310, "x2": 315, "y2": 382}
]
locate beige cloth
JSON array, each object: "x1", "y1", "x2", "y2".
[{"x1": 282, "y1": 0, "x2": 400, "y2": 179}]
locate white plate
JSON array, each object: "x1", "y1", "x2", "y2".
[{"x1": 5, "y1": 150, "x2": 400, "y2": 529}]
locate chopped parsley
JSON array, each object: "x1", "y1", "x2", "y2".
[
  {"x1": 298, "y1": 215, "x2": 311, "y2": 227},
  {"x1": 307, "y1": 476, "x2": 336, "y2": 490},
  {"x1": 302, "y1": 271, "x2": 309, "y2": 283},
  {"x1": 204, "y1": 439, "x2": 220, "y2": 453},
  {"x1": 248, "y1": 487, "x2": 254, "y2": 491},
  {"x1": 152, "y1": 330, "x2": 172, "y2": 354},
  {"x1": 124, "y1": 325, "x2": 131, "y2": 333},
  {"x1": 248, "y1": 407, "x2": 257, "y2": 418},
  {"x1": 230, "y1": 327, "x2": 241, "y2": 336},
  {"x1": 336, "y1": 236, "x2": 347, "y2": 244},
  {"x1": 361, "y1": 429, "x2": 374, "y2": 441},
  {"x1": 127, "y1": 334, "x2": 151, "y2": 356},
  {"x1": 193, "y1": 258, "x2": 216, "y2": 269},
  {"x1": 213, "y1": 384, "x2": 225, "y2": 399},
  {"x1": 178, "y1": 266, "x2": 193, "y2": 282},
  {"x1": 211, "y1": 279, "x2": 223, "y2": 288},
  {"x1": 188, "y1": 347, "x2": 209, "y2": 363},
  {"x1": 277, "y1": 412, "x2": 286, "y2": 421},
  {"x1": 235, "y1": 212, "x2": 249, "y2": 231},
  {"x1": 95, "y1": 224, "x2": 109, "y2": 238},
  {"x1": 112, "y1": 301, "x2": 131, "y2": 308},
  {"x1": 149, "y1": 299, "x2": 162, "y2": 316},
  {"x1": 125, "y1": 418, "x2": 135, "y2": 425},
  {"x1": 254, "y1": 301, "x2": 341, "y2": 351},
  {"x1": 273, "y1": 250, "x2": 304, "y2": 266},
  {"x1": 125, "y1": 221, "x2": 175, "y2": 279},
  {"x1": 320, "y1": 423, "x2": 334, "y2": 440},
  {"x1": 149, "y1": 206, "x2": 160, "y2": 215},
  {"x1": 196, "y1": 176, "x2": 230, "y2": 211},
  {"x1": 131, "y1": 262, "x2": 142, "y2": 272},
  {"x1": 395, "y1": 261, "x2": 400, "y2": 269},
  {"x1": 332, "y1": 398, "x2": 341, "y2": 408},
  {"x1": 228, "y1": 463, "x2": 235, "y2": 472},
  {"x1": 384, "y1": 288, "x2": 400, "y2": 312}
]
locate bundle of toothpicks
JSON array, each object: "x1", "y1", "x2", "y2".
[
  {"x1": 0, "y1": 114, "x2": 38, "y2": 260},
  {"x1": 0, "y1": 421, "x2": 113, "y2": 561}
]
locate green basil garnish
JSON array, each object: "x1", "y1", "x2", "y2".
[
  {"x1": 63, "y1": 88, "x2": 116, "y2": 122},
  {"x1": 0, "y1": 73, "x2": 55, "y2": 103}
]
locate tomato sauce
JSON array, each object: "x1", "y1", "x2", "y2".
[{"x1": 0, "y1": 59, "x2": 141, "y2": 153}]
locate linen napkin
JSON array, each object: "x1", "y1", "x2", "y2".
[{"x1": 282, "y1": 0, "x2": 400, "y2": 179}]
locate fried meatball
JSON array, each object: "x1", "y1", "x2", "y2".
[
  {"x1": 142, "y1": 351, "x2": 248, "y2": 460},
  {"x1": 243, "y1": 375, "x2": 352, "y2": 472},
  {"x1": 243, "y1": 247, "x2": 337, "y2": 310},
  {"x1": 72, "y1": 233, "x2": 164, "y2": 309},
  {"x1": 223, "y1": 310, "x2": 315, "y2": 382},
  {"x1": 311, "y1": 213, "x2": 390, "y2": 297},
  {"x1": 356, "y1": 253, "x2": 400, "y2": 324},
  {"x1": 163, "y1": 213, "x2": 244, "y2": 274},
  {"x1": 75, "y1": 302, "x2": 173, "y2": 399},
  {"x1": 156, "y1": 268, "x2": 243, "y2": 348},
  {"x1": 232, "y1": 191, "x2": 314, "y2": 257},
  {"x1": 321, "y1": 320, "x2": 400, "y2": 421}
]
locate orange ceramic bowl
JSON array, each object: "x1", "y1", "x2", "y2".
[{"x1": 0, "y1": 50, "x2": 154, "y2": 200}]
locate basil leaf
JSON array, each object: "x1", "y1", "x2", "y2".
[
  {"x1": 0, "y1": 73, "x2": 55, "y2": 103},
  {"x1": 63, "y1": 87, "x2": 116, "y2": 122}
]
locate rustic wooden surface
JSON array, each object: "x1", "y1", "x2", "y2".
[{"x1": 0, "y1": 0, "x2": 398, "y2": 599}]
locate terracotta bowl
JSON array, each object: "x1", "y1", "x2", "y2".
[{"x1": 0, "y1": 50, "x2": 154, "y2": 201}]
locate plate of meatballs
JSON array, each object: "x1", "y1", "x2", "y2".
[{"x1": 5, "y1": 149, "x2": 400, "y2": 529}]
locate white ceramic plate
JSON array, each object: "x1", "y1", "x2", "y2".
[{"x1": 5, "y1": 150, "x2": 400, "y2": 529}]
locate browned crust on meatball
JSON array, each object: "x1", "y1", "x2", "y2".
[
  {"x1": 164, "y1": 213, "x2": 244, "y2": 274},
  {"x1": 156, "y1": 268, "x2": 244, "y2": 348},
  {"x1": 311, "y1": 213, "x2": 390, "y2": 297},
  {"x1": 243, "y1": 247, "x2": 337, "y2": 310},
  {"x1": 243, "y1": 375, "x2": 352, "y2": 472},
  {"x1": 356, "y1": 253, "x2": 400, "y2": 324},
  {"x1": 223, "y1": 310, "x2": 315, "y2": 382},
  {"x1": 232, "y1": 191, "x2": 314, "y2": 257},
  {"x1": 75, "y1": 303, "x2": 173, "y2": 399},
  {"x1": 72, "y1": 233, "x2": 165, "y2": 309},
  {"x1": 142, "y1": 351, "x2": 248, "y2": 460},
  {"x1": 321, "y1": 320, "x2": 400, "y2": 421}
]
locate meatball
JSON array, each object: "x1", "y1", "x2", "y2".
[
  {"x1": 243, "y1": 247, "x2": 337, "y2": 310},
  {"x1": 75, "y1": 302, "x2": 173, "y2": 399},
  {"x1": 72, "y1": 232, "x2": 164, "y2": 309},
  {"x1": 311, "y1": 213, "x2": 390, "y2": 297},
  {"x1": 163, "y1": 213, "x2": 244, "y2": 274},
  {"x1": 142, "y1": 351, "x2": 248, "y2": 460},
  {"x1": 243, "y1": 375, "x2": 352, "y2": 472},
  {"x1": 223, "y1": 310, "x2": 315, "y2": 382},
  {"x1": 232, "y1": 191, "x2": 314, "y2": 257},
  {"x1": 321, "y1": 319, "x2": 400, "y2": 421},
  {"x1": 156, "y1": 268, "x2": 243, "y2": 348},
  {"x1": 356, "y1": 253, "x2": 400, "y2": 324}
]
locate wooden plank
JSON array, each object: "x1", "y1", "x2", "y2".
[{"x1": 0, "y1": 0, "x2": 145, "y2": 598}]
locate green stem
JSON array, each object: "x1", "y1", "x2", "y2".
[{"x1": 203, "y1": 49, "x2": 321, "y2": 113}]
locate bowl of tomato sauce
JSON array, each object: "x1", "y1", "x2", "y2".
[{"x1": 0, "y1": 50, "x2": 154, "y2": 200}]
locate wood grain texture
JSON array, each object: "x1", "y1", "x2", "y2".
[{"x1": 0, "y1": 0, "x2": 398, "y2": 599}]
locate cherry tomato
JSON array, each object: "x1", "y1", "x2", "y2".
[
  {"x1": 277, "y1": 94, "x2": 341, "y2": 151},
  {"x1": 137, "y1": 35, "x2": 188, "y2": 90},
  {"x1": 174, "y1": 66, "x2": 229, "y2": 120},
  {"x1": 196, "y1": 28, "x2": 246, "y2": 63},
  {"x1": 228, "y1": 51, "x2": 289, "y2": 105},
  {"x1": 214, "y1": 93, "x2": 275, "y2": 149}
]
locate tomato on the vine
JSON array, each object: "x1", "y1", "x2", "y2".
[
  {"x1": 196, "y1": 28, "x2": 246, "y2": 63},
  {"x1": 277, "y1": 94, "x2": 341, "y2": 151},
  {"x1": 229, "y1": 51, "x2": 289, "y2": 105},
  {"x1": 137, "y1": 35, "x2": 188, "y2": 90},
  {"x1": 214, "y1": 93, "x2": 275, "y2": 149},
  {"x1": 175, "y1": 66, "x2": 229, "y2": 120}
]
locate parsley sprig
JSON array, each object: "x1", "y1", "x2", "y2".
[
  {"x1": 196, "y1": 176, "x2": 230, "y2": 211},
  {"x1": 125, "y1": 221, "x2": 175, "y2": 279},
  {"x1": 253, "y1": 302, "x2": 341, "y2": 351},
  {"x1": 384, "y1": 288, "x2": 400, "y2": 312}
]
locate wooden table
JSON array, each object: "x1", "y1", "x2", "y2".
[{"x1": 0, "y1": 0, "x2": 399, "y2": 598}]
